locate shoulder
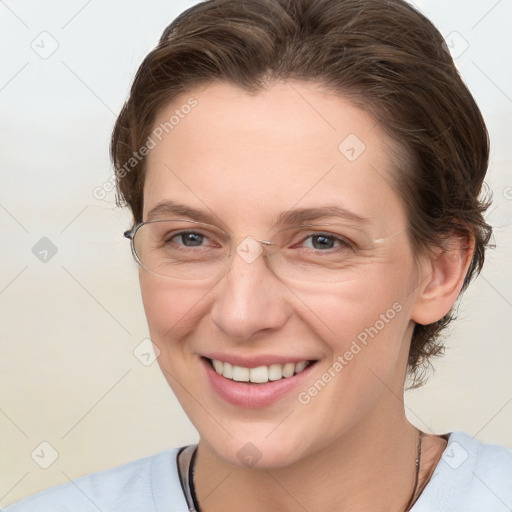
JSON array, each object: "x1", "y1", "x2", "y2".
[
  {"x1": 413, "y1": 431, "x2": 512, "y2": 511},
  {"x1": 2, "y1": 448, "x2": 189, "y2": 512}
]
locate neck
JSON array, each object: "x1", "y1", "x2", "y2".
[{"x1": 193, "y1": 406, "x2": 429, "y2": 512}]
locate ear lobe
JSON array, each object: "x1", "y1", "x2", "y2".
[{"x1": 411, "y1": 234, "x2": 475, "y2": 326}]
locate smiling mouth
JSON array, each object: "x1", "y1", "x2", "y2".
[{"x1": 206, "y1": 357, "x2": 316, "y2": 384}]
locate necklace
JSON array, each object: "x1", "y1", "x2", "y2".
[
  {"x1": 178, "y1": 429, "x2": 424, "y2": 512},
  {"x1": 403, "y1": 429, "x2": 424, "y2": 511}
]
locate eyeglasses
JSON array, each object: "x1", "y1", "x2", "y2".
[{"x1": 123, "y1": 219, "x2": 405, "y2": 283}]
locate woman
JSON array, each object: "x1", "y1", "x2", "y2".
[{"x1": 6, "y1": 0, "x2": 511, "y2": 510}]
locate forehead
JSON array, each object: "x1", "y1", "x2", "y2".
[{"x1": 143, "y1": 80, "x2": 408, "y2": 233}]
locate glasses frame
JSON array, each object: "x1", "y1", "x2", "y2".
[{"x1": 123, "y1": 218, "x2": 407, "y2": 281}]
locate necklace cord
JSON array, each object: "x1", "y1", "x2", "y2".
[{"x1": 403, "y1": 429, "x2": 424, "y2": 512}]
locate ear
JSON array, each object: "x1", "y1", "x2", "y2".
[{"x1": 411, "y1": 234, "x2": 475, "y2": 325}]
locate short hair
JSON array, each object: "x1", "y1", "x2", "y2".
[{"x1": 111, "y1": 0, "x2": 492, "y2": 388}]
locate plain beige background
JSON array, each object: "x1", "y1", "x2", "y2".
[{"x1": 1, "y1": 0, "x2": 511, "y2": 506}]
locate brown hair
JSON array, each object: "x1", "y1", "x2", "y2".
[{"x1": 111, "y1": 0, "x2": 492, "y2": 387}]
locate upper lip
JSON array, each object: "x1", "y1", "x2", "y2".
[{"x1": 201, "y1": 353, "x2": 317, "y2": 368}]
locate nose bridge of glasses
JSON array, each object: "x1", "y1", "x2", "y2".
[{"x1": 233, "y1": 235, "x2": 277, "y2": 266}]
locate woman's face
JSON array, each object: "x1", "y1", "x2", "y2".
[{"x1": 140, "y1": 81, "x2": 425, "y2": 468}]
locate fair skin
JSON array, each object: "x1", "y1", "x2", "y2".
[{"x1": 140, "y1": 81, "x2": 472, "y2": 511}]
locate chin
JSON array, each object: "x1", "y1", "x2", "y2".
[{"x1": 198, "y1": 427, "x2": 318, "y2": 470}]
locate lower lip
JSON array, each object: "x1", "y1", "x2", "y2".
[{"x1": 202, "y1": 357, "x2": 316, "y2": 409}]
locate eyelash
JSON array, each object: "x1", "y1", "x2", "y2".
[
  {"x1": 168, "y1": 231, "x2": 354, "y2": 252},
  {"x1": 296, "y1": 232, "x2": 353, "y2": 251},
  {"x1": 166, "y1": 231, "x2": 215, "y2": 249}
]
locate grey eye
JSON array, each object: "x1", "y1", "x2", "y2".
[
  {"x1": 173, "y1": 232, "x2": 205, "y2": 247},
  {"x1": 309, "y1": 234, "x2": 336, "y2": 250},
  {"x1": 302, "y1": 233, "x2": 347, "y2": 251}
]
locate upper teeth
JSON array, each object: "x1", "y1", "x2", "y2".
[{"x1": 211, "y1": 359, "x2": 309, "y2": 383}]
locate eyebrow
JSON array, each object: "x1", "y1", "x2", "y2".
[
  {"x1": 146, "y1": 200, "x2": 370, "y2": 228},
  {"x1": 274, "y1": 205, "x2": 370, "y2": 228},
  {"x1": 147, "y1": 200, "x2": 218, "y2": 224}
]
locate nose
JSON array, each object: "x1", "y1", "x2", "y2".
[{"x1": 209, "y1": 239, "x2": 290, "y2": 341}]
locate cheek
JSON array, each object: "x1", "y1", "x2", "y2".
[
  {"x1": 306, "y1": 266, "x2": 411, "y2": 335},
  {"x1": 139, "y1": 273, "x2": 207, "y2": 351},
  {"x1": 297, "y1": 262, "x2": 415, "y2": 379}
]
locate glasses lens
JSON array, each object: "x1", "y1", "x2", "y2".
[
  {"x1": 133, "y1": 220, "x2": 230, "y2": 280},
  {"x1": 263, "y1": 228, "x2": 381, "y2": 283}
]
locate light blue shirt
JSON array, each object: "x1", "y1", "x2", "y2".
[{"x1": 3, "y1": 431, "x2": 512, "y2": 511}]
